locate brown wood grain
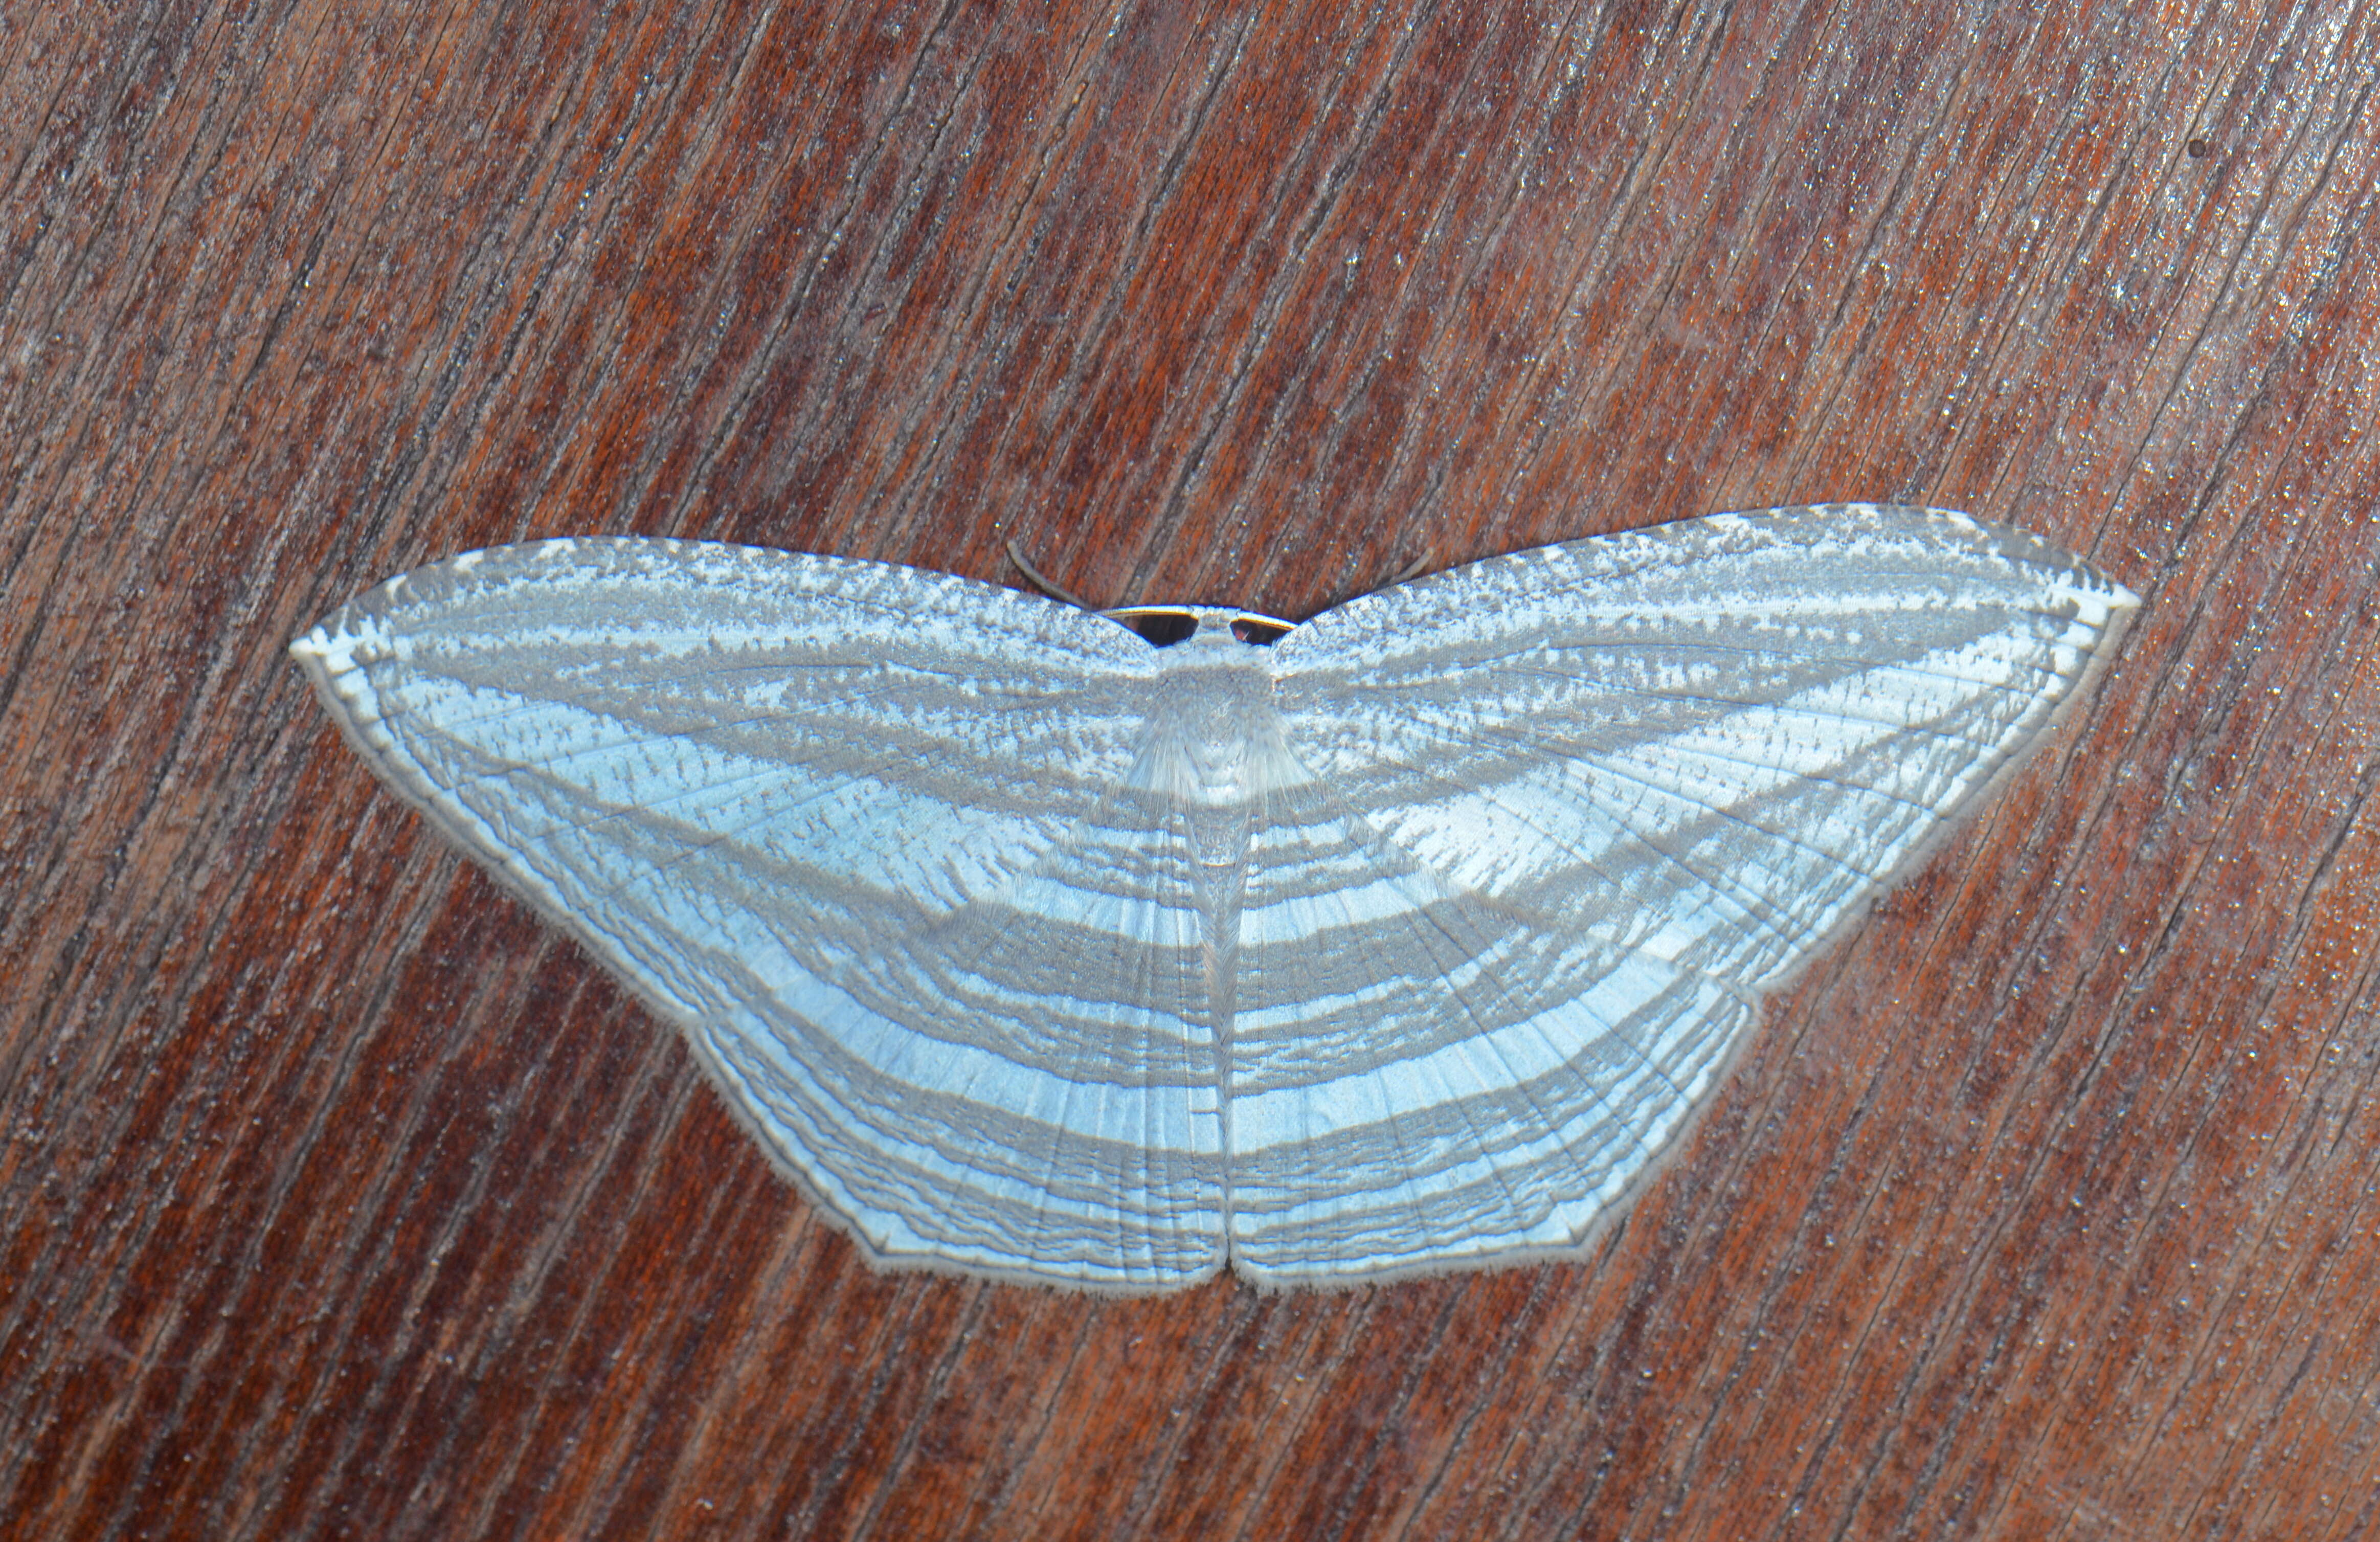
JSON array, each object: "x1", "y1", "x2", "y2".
[{"x1": 5, "y1": 1, "x2": 2378, "y2": 1537}]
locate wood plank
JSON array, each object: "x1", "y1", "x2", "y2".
[{"x1": 5, "y1": 1, "x2": 2377, "y2": 1536}]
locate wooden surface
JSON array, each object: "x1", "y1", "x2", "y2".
[{"x1": 6, "y1": 2, "x2": 2379, "y2": 1537}]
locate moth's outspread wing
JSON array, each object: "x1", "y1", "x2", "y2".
[
  {"x1": 1257, "y1": 505, "x2": 2136, "y2": 1281},
  {"x1": 1229, "y1": 770, "x2": 1742, "y2": 1287},
  {"x1": 291, "y1": 538, "x2": 1225, "y2": 1289}
]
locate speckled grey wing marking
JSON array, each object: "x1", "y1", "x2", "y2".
[
  {"x1": 290, "y1": 506, "x2": 2136, "y2": 1293},
  {"x1": 1242, "y1": 506, "x2": 2134, "y2": 1284}
]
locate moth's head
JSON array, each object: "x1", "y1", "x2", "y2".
[{"x1": 1102, "y1": 605, "x2": 1295, "y2": 652}]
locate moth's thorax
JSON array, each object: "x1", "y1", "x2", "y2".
[{"x1": 1132, "y1": 620, "x2": 1299, "y2": 812}]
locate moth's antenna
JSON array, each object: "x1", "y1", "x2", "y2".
[
  {"x1": 1005, "y1": 540, "x2": 1096, "y2": 611},
  {"x1": 1388, "y1": 552, "x2": 1434, "y2": 585}
]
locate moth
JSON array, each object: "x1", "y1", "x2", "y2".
[{"x1": 291, "y1": 505, "x2": 2136, "y2": 1291}]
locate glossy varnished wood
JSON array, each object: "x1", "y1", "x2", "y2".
[{"x1": 5, "y1": 1, "x2": 2379, "y2": 1537}]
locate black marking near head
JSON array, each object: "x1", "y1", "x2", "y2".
[
  {"x1": 1103, "y1": 607, "x2": 1297, "y2": 649},
  {"x1": 1111, "y1": 609, "x2": 1200, "y2": 647}
]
